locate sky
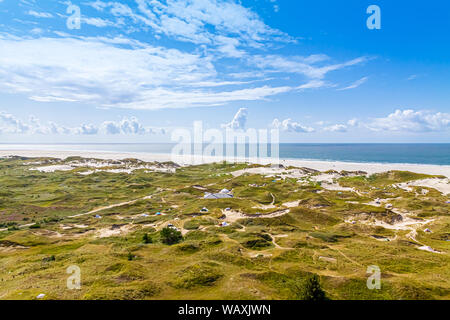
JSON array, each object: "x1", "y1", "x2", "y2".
[{"x1": 0, "y1": 0, "x2": 449, "y2": 143}]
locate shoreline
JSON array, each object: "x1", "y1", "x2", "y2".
[{"x1": 1, "y1": 149, "x2": 450, "y2": 178}]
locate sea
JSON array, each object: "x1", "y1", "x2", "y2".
[{"x1": 0, "y1": 143, "x2": 449, "y2": 166}]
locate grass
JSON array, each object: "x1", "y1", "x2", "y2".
[{"x1": 0, "y1": 157, "x2": 449, "y2": 300}]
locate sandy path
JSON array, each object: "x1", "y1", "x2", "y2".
[
  {"x1": 0, "y1": 222, "x2": 37, "y2": 232},
  {"x1": 222, "y1": 208, "x2": 290, "y2": 223},
  {"x1": 252, "y1": 193, "x2": 276, "y2": 210},
  {"x1": 357, "y1": 207, "x2": 443, "y2": 254},
  {"x1": 68, "y1": 194, "x2": 154, "y2": 218}
]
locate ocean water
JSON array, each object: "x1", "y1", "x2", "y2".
[{"x1": 0, "y1": 143, "x2": 449, "y2": 165}]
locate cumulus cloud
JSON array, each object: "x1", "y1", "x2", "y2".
[
  {"x1": 0, "y1": 111, "x2": 164, "y2": 135},
  {"x1": 76, "y1": 124, "x2": 99, "y2": 135},
  {"x1": 347, "y1": 119, "x2": 359, "y2": 127},
  {"x1": 102, "y1": 117, "x2": 155, "y2": 134},
  {"x1": 221, "y1": 108, "x2": 248, "y2": 130},
  {"x1": 0, "y1": 111, "x2": 31, "y2": 133},
  {"x1": 324, "y1": 124, "x2": 348, "y2": 132},
  {"x1": 367, "y1": 109, "x2": 450, "y2": 132},
  {"x1": 271, "y1": 118, "x2": 314, "y2": 133}
]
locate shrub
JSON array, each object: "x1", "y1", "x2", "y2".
[
  {"x1": 242, "y1": 238, "x2": 272, "y2": 250},
  {"x1": 160, "y1": 227, "x2": 183, "y2": 245},
  {"x1": 43, "y1": 255, "x2": 56, "y2": 262},
  {"x1": 142, "y1": 233, "x2": 152, "y2": 244},
  {"x1": 299, "y1": 274, "x2": 327, "y2": 301}
]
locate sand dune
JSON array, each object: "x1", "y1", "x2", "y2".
[{"x1": 1, "y1": 149, "x2": 449, "y2": 178}]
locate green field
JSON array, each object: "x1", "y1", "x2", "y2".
[{"x1": 0, "y1": 156, "x2": 449, "y2": 300}]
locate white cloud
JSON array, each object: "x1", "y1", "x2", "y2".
[
  {"x1": 324, "y1": 124, "x2": 347, "y2": 132},
  {"x1": 271, "y1": 118, "x2": 314, "y2": 133},
  {"x1": 0, "y1": 35, "x2": 293, "y2": 109},
  {"x1": 0, "y1": 111, "x2": 164, "y2": 135},
  {"x1": 252, "y1": 55, "x2": 367, "y2": 79},
  {"x1": 86, "y1": 0, "x2": 292, "y2": 57},
  {"x1": 0, "y1": 111, "x2": 31, "y2": 133},
  {"x1": 102, "y1": 117, "x2": 152, "y2": 134},
  {"x1": 296, "y1": 80, "x2": 329, "y2": 90},
  {"x1": 27, "y1": 10, "x2": 54, "y2": 18},
  {"x1": 337, "y1": 76, "x2": 368, "y2": 91},
  {"x1": 347, "y1": 118, "x2": 359, "y2": 127},
  {"x1": 82, "y1": 17, "x2": 115, "y2": 27},
  {"x1": 76, "y1": 124, "x2": 99, "y2": 135},
  {"x1": 367, "y1": 109, "x2": 450, "y2": 133},
  {"x1": 85, "y1": 0, "x2": 110, "y2": 11},
  {"x1": 1, "y1": 1, "x2": 371, "y2": 112},
  {"x1": 221, "y1": 108, "x2": 248, "y2": 130}
]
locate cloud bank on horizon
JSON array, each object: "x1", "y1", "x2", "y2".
[{"x1": 0, "y1": 0, "x2": 449, "y2": 141}]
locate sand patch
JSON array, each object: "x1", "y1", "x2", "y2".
[
  {"x1": 418, "y1": 246, "x2": 442, "y2": 254},
  {"x1": 30, "y1": 165, "x2": 74, "y2": 173},
  {"x1": 32, "y1": 229, "x2": 63, "y2": 238},
  {"x1": 310, "y1": 173, "x2": 356, "y2": 192},
  {"x1": 319, "y1": 256, "x2": 337, "y2": 263},
  {"x1": 0, "y1": 240, "x2": 28, "y2": 252},
  {"x1": 396, "y1": 178, "x2": 450, "y2": 195},
  {"x1": 282, "y1": 201, "x2": 300, "y2": 208},
  {"x1": 96, "y1": 224, "x2": 134, "y2": 238},
  {"x1": 78, "y1": 165, "x2": 175, "y2": 175},
  {"x1": 221, "y1": 208, "x2": 290, "y2": 223},
  {"x1": 252, "y1": 204, "x2": 277, "y2": 210},
  {"x1": 231, "y1": 167, "x2": 309, "y2": 180}
]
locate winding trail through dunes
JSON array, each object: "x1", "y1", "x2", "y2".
[
  {"x1": 335, "y1": 248, "x2": 363, "y2": 267},
  {"x1": 4, "y1": 192, "x2": 160, "y2": 231},
  {"x1": 68, "y1": 195, "x2": 154, "y2": 218},
  {"x1": 0, "y1": 222, "x2": 37, "y2": 232},
  {"x1": 354, "y1": 207, "x2": 443, "y2": 254},
  {"x1": 221, "y1": 208, "x2": 290, "y2": 223},
  {"x1": 270, "y1": 234, "x2": 290, "y2": 250}
]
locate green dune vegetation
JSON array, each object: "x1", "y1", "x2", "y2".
[{"x1": 0, "y1": 156, "x2": 449, "y2": 300}]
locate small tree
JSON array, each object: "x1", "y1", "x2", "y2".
[
  {"x1": 160, "y1": 227, "x2": 183, "y2": 245},
  {"x1": 143, "y1": 233, "x2": 152, "y2": 244},
  {"x1": 300, "y1": 274, "x2": 327, "y2": 301}
]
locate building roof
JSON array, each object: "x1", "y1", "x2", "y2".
[{"x1": 204, "y1": 192, "x2": 234, "y2": 199}]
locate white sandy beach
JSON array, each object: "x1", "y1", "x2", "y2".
[{"x1": 1, "y1": 149, "x2": 450, "y2": 178}]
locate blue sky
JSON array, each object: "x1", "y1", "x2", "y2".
[{"x1": 0, "y1": 0, "x2": 449, "y2": 143}]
